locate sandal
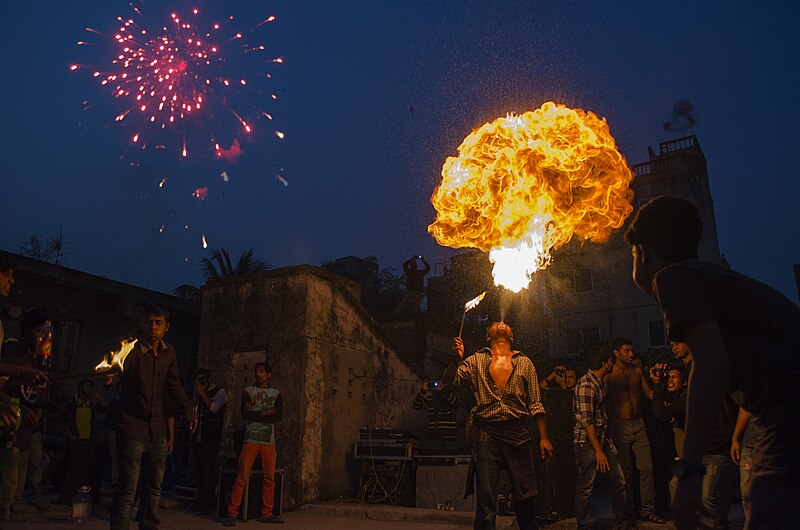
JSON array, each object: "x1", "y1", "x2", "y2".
[{"x1": 645, "y1": 514, "x2": 666, "y2": 524}]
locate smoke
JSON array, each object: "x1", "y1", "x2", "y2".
[
  {"x1": 663, "y1": 99, "x2": 697, "y2": 132},
  {"x1": 217, "y1": 139, "x2": 245, "y2": 163}
]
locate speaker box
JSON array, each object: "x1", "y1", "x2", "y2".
[
  {"x1": 416, "y1": 464, "x2": 474, "y2": 512},
  {"x1": 217, "y1": 468, "x2": 284, "y2": 520}
]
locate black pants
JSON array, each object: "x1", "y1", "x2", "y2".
[
  {"x1": 474, "y1": 434, "x2": 538, "y2": 530},
  {"x1": 194, "y1": 439, "x2": 221, "y2": 513}
]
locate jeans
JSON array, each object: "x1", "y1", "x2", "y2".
[
  {"x1": 609, "y1": 417, "x2": 655, "y2": 517},
  {"x1": 110, "y1": 436, "x2": 168, "y2": 530},
  {"x1": 18, "y1": 430, "x2": 45, "y2": 502},
  {"x1": 574, "y1": 443, "x2": 632, "y2": 530},
  {"x1": 739, "y1": 445, "x2": 754, "y2": 523},
  {"x1": 701, "y1": 454, "x2": 736, "y2": 529},
  {"x1": 474, "y1": 434, "x2": 538, "y2": 530},
  {"x1": 228, "y1": 443, "x2": 277, "y2": 518}
]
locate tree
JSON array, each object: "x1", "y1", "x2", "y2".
[
  {"x1": 20, "y1": 231, "x2": 65, "y2": 265},
  {"x1": 199, "y1": 248, "x2": 270, "y2": 282},
  {"x1": 171, "y1": 284, "x2": 201, "y2": 303}
]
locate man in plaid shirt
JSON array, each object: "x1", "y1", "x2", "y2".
[
  {"x1": 573, "y1": 344, "x2": 633, "y2": 530},
  {"x1": 451, "y1": 322, "x2": 553, "y2": 530}
]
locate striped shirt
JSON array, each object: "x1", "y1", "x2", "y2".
[
  {"x1": 455, "y1": 348, "x2": 546, "y2": 422},
  {"x1": 573, "y1": 370, "x2": 614, "y2": 450},
  {"x1": 412, "y1": 389, "x2": 460, "y2": 441}
]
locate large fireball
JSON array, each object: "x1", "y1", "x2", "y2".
[{"x1": 428, "y1": 102, "x2": 634, "y2": 292}]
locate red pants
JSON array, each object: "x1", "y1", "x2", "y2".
[{"x1": 227, "y1": 443, "x2": 276, "y2": 518}]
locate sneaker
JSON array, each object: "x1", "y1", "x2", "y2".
[
  {"x1": 222, "y1": 516, "x2": 236, "y2": 527},
  {"x1": 259, "y1": 515, "x2": 285, "y2": 524}
]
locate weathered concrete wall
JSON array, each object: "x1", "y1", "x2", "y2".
[{"x1": 197, "y1": 266, "x2": 423, "y2": 507}]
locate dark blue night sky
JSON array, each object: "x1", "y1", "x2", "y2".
[{"x1": 1, "y1": 1, "x2": 798, "y2": 300}]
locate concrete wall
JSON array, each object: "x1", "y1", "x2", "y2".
[{"x1": 197, "y1": 265, "x2": 423, "y2": 507}]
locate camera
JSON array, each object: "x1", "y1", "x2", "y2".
[
  {"x1": 659, "y1": 368, "x2": 670, "y2": 381},
  {"x1": 555, "y1": 368, "x2": 566, "y2": 378}
]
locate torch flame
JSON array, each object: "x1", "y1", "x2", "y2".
[
  {"x1": 464, "y1": 291, "x2": 487, "y2": 311},
  {"x1": 429, "y1": 102, "x2": 634, "y2": 292},
  {"x1": 94, "y1": 338, "x2": 138, "y2": 372}
]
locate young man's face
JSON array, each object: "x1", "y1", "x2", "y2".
[
  {"x1": 143, "y1": 314, "x2": 169, "y2": 343},
  {"x1": 670, "y1": 341, "x2": 689, "y2": 359},
  {"x1": 614, "y1": 344, "x2": 635, "y2": 365},
  {"x1": 255, "y1": 365, "x2": 270, "y2": 385},
  {"x1": 0, "y1": 269, "x2": 13, "y2": 298},
  {"x1": 631, "y1": 245, "x2": 655, "y2": 296},
  {"x1": 564, "y1": 370, "x2": 577, "y2": 389},
  {"x1": 667, "y1": 369, "x2": 686, "y2": 393}
]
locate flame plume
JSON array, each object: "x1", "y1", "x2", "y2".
[
  {"x1": 429, "y1": 102, "x2": 634, "y2": 292},
  {"x1": 95, "y1": 338, "x2": 138, "y2": 372}
]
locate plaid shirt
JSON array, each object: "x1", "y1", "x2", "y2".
[
  {"x1": 455, "y1": 348, "x2": 546, "y2": 422},
  {"x1": 573, "y1": 370, "x2": 614, "y2": 450}
]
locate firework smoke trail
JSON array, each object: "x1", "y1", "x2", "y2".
[{"x1": 71, "y1": 3, "x2": 284, "y2": 160}]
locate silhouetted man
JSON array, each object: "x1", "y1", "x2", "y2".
[
  {"x1": 0, "y1": 256, "x2": 14, "y2": 360},
  {"x1": 625, "y1": 196, "x2": 800, "y2": 529},
  {"x1": 189, "y1": 368, "x2": 227, "y2": 515},
  {"x1": 396, "y1": 255, "x2": 431, "y2": 316}
]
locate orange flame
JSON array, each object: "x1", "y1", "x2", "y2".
[
  {"x1": 94, "y1": 338, "x2": 138, "y2": 372},
  {"x1": 428, "y1": 102, "x2": 634, "y2": 292}
]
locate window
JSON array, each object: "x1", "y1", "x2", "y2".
[
  {"x1": 648, "y1": 320, "x2": 666, "y2": 347},
  {"x1": 572, "y1": 268, "x2": 593, "y2": 292},
  {"x1": 55, "y1": 320, "x2": 81, "y2": 373},
  {"x1": 565, "y1": 327, "x2": 600, "y2": 355}
]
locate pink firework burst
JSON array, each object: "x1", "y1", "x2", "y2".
[{"x1": 72, "y1": 5, "x2": 282, "y2": 159}]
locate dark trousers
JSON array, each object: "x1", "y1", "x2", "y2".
[
  {"x1": 609, "y1": 417, "x2": 655, "y2": 517},
  {"x1": 574, "y1": 443, "x2": 632, "y2": 530},
  {"x1": 193, "y1": 440, "x2": 221, "y2": 513},
  {"x1": 474, "y1": 434, "x2": 538, "y2": 530},
  {"x1": 111, "y1": 436, "x2": 168, "y2": 530}
]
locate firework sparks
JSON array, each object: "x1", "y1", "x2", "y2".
[
  {"x1": 72, "y1": 5, "x2": 283, "y2": 159},
  {"x1": 276, "y1": 174, "x2": 288, "y2": 187},
  {"x1": 192, "y1": 186, "x2": 209, "y2": 200},
  {"x1": 201, "y1": 233, "x2": 208, "y2": 248}
]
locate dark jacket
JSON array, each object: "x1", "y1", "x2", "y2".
[{"x1": 116, "y1": 340, "x2": 196, "y2": 442}]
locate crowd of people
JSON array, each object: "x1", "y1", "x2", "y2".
[
  {"x1": 0, "y1": 260, "x2": 285, "y2": 529},
  {"x1": 1, "y1": 195, "x2": 798, "y2": 530}
]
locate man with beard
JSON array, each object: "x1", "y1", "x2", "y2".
[
  {"x1": 604, "y1": 337, "x2": 663, "y2": 525},
  {"x1": 450, "y1": 322, "x2": 553, "y2": 530}
]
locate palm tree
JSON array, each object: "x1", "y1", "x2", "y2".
[
  {"x1": 199, "y1": 248, "x2": 270, "y2": 282},
  {"x1": 171, "y1": 248, "x2": 270, "y2": 301}
]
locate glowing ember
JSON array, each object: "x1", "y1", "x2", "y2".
[
  {"x1": 95, "y1": 338, "x2": 138, "y2": 372},
  {"x1": 202, "y1": 233, "x2": 208, "y2": 248},
  {"x1": 429, "y1": 102, "x2": 634, "y2": 292},
  {"x1": 192, "y1": 186, "x2": 209, "y2": 200},
  {"x1": 464, "y1": 291, "x2": 487, "y2": 311}
]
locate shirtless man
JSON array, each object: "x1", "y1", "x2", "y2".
[
  {"x1": 450, "y1": 322, "x2": 552, "y2": 530},
  {"x1": 604, "y1": 336, "x2": 663, "y2": 524}
]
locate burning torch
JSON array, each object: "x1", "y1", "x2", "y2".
[
  {"x1": 52, "y1": 338, "x2": 138, "y2": 381},
  {"x1": 458, "y1": 291, "x2": 487, "y2": 337}
]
